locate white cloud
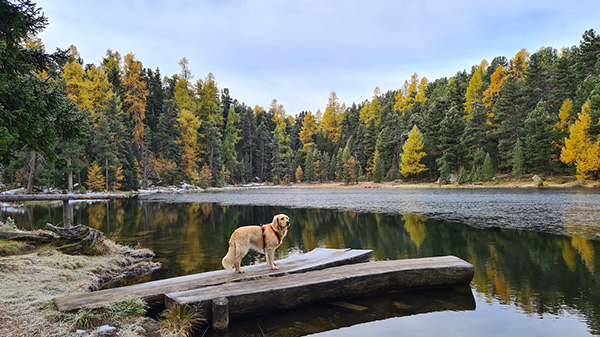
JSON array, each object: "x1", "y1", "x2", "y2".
[{"x1": 36, "y1": 0, "x2": 600, "y2": 115}]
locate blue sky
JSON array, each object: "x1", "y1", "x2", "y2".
[{"x1": 37, "y1": 0, "x2": 600, "y2": 115}]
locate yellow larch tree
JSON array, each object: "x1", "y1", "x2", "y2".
[
  {"x1": 320, "y1": 91, "x2": 343, "y2": 144},
  {"x1": 394, "y1": 73, "x2": 420, "y2": 115},
  {"x1": 464, "y1": 59, "x2": 488, "y2": 118},
  {"x1": 299, "y1": 111, "x2": 318, "y2": 153},
  {"x1": 415, "y1": 76, "x2": 429, "y2": 103},
  {"x1": 400, "y1": 125, "x2": 428, "y2": 178},
  {"x1": 510, "y1": 48, "x2": 529, "y2": 80},
  {"x1": 359, "y1": 87, "x2": 382, "y2": 126},
  {"x1": 86, "y1": 162, "x2": 105, "y2": 192},
  {"x1": 123, "y1": 52, "x2": 148, "y2": 148},
  {"x1": 555, "y1": 98, "x2": 574, "y2": 132},
  {"x1": 483, "y1": 65, "x2": 507, "y2": 110},
  {"x1": 560, "y1": 100, "x2": 600, "y2": 181}
]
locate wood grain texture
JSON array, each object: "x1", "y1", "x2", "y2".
[{"x1": 53, "y1": 248, "x2": 372, "y2": 312}]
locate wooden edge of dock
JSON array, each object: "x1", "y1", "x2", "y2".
[
  {"x1": 53, "y1": 247, "x2": 373, "y2": 312},
  {"x1": 165, "y1": 255, "x2": 475, "y2": 320}
]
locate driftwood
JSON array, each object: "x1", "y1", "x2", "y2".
[{"x1": 45, "y1": 224, "x2": 103, "y2": 254}]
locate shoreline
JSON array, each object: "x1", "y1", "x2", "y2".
[{"x1": 1, "y1": 176, "x2": 597, "y2": 198}]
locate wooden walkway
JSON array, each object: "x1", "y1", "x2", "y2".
[
  {"x1": 0, "y1": 193, "x2": 128, "y2": 227},
  {"x1": 54, "y1": 248, "x2": 373, "y2": 312},
  {"x1": 165, "y1": 255, "x2": 475, "y2": 320}
]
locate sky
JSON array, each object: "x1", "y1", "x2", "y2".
[{"x1": 36, "y1": 0, "x2": 600, "y2": 115}]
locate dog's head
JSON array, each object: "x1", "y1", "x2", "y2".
[{"x1": 272, "y1": 214, "x2": 290, "y2": 232}]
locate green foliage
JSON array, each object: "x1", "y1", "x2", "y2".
[
  {"x1": 511, "y1": 139, "x2": 525, "y2": 177},
  {"x1": 458, "y1": 167, "x2": 468, "y2": 184},
  {"x1": 439, "y1": 160, "x2": 450, "y2": 184},
  {"x1": 481, "y1": 153, "x2": 494, "y2": 181}
]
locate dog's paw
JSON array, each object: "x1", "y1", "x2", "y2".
[{"x1": 270, "y1": 265, "x2": 279, "y2": 270}]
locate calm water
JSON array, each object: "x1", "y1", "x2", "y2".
[{"x1": 2, "y1": 187, "x2": 600, "y2": 336}]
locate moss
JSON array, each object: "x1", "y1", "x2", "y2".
[{"x1": 0, "y1": 239, "x2": 33, "y2": 256}]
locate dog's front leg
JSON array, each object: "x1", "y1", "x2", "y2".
[{"x1": 265, "y1": 248, "x2": 278, "y2": 270}]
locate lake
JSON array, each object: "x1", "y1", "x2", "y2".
[{"x1": 3, "y1": 187, "x2": 600, "y2": 336}]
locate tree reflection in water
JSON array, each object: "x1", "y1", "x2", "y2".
[{"x1": 3, "y1": 198, "x2": 600, "y2": 335}]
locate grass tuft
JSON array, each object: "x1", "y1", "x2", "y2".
[
  {"x1": 159, "y1": 304, "x2": 205, "y2": 337},
  {"x1": 72, "y1": 307, "x2": 102, "y2": 330},
  {"x1": 103, "y1": 298, "x2": 148, "y2": 321}
]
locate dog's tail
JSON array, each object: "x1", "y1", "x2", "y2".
[{"x1": 222, "y1": 243, "x2": 236, "y2": 270}]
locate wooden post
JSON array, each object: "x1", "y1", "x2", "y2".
[
  {"x1": 63, "y1": 200, "x2": 73, "y2": 228},
  {"x1": 212, "y1": 297, "x2": 229, "y2": 332}
]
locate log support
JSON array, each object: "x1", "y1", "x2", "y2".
[{"x1": 212, "y1": 297, "x2": 229, "y2": 332}]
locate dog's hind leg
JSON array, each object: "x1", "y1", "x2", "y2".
[{"x1": 234, "y1": 242, "x2": 249, "y2": 273}]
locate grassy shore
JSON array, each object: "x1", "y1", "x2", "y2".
[{"x1": 0, "y1": 223, "x2": 161, "y2": 337}]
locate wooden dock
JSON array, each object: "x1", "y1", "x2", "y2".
[
  {"x1": 0, "y1": 193, "x2": 128, "y2": 227},
  {"x1": 54, "y1": 248, "x2": 373, "y2": 312},
  {"x1": 165, "y1": 255, "x2": 474, "y2": 321}
]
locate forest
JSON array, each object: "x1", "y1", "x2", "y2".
[{"x1": 2, "y1": 0, "x2": 600, "y2": 192}]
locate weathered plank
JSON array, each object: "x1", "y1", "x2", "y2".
[
  {"x1": 165, "y1": 256, "x2": 474, "y2": 320},
  {"x1": 54, "y1": 248, "x2": 372, "y2": 312}
]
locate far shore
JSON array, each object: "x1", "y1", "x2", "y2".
[{"x1": 1, "y1": 175, "x2": 598, "y2": 197}]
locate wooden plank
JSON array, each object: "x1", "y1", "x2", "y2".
[
  {"x1": 0, "y1": 194, "x2": 128, "y2": 202},
  {"x1": 165, "y1": 256, "x2": 474, "y2": 320},
  {"x1": 54, "y1": 248, "x2": 372, "y2": 312}
]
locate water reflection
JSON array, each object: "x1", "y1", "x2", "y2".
[{"x1": 2, "y1": 197, "x2": 600, "y2": 335}]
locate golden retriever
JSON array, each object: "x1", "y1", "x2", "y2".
[{"x1": 222, "y1": 214, "x2": 290, "y2": 273}]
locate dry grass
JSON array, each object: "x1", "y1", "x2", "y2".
[{"x1": 0, "y1": 223, "x2": 161, "y2": 337}]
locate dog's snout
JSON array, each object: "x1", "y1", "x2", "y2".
[{"x1": 286, "y1": 220, "x2": 290, "y2": 227}]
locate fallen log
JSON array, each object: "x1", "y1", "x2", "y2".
[
  {"x1": 45, "y1": 223, "x2": 103, "y2": 254},
  {"x1": 0, "y1": 231, "x2": 56, "y2": 243}
]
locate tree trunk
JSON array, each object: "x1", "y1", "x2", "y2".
[
  {"x1": 26, "y1": 152, "x2": 36, "y2": 194},
  {"x1": 67, "y1": 155, "x2": 73, "y2": 193},
  {"x1": 105, "y1": 157, "x2": 109, "y2": 192}
]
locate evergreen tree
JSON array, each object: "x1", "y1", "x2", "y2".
[
  {"x1": 511, "y1": 139, "x2": 524, "y2": 177},
  {"x1": 523, "y1": 100, "x2": 556, "y2": 172},
  {"x1": 438, "y1": 160, "x2": 450, "y2": 184},
  {"x1": 372, "y1": 149, "x2": 385, "y2": 183},
  {"x1": 205, "y1": 120, "x2": 223, "y2": 185},
  {"x1": 222, "y1": 106, "x2": 241, "y2": 183},
  {"x1": 481, "y1": 153, "x2": 494, "y2": 181},
  {"x1": 458, "y1": 167, "x2": 468, "y2": 184}
]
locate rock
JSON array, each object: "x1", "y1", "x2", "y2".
[
  {"x1": 532, "y1": 175, "x2": 542, "y2": 183},
  {"x1": 449, "y1": 174, "x2": 459, "y2": 183}
]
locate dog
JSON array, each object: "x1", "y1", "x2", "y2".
[{"x1": 222, "y1": 214, "x2": 290, "y2": 273}]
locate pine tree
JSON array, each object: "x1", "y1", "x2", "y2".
[
  {"x1": 400, "y1": 125, "x2": 428, "y2": 178},
  {"x1": 304, "y1": 148, "x2": 315, "y2": 181},
  {"x1": 222, "y1": 106, "x2": 241, "y2": 183},
  {"x1": 372, "y1": 149, "x2": 385, "y2": 183},
  {"x1": 481, "y1": 153, "x2": 494, "y2": 181},
  {"x1": 511, "y1": 139, "x2": 524, "y2": 177},
  {"x1": 458, "y1": 167, "x2": 468, "y2": 184},
  {"x1": 523, "y1": 100, "x2": 556, "y2": 172},
  {"x1": 439, "y1": 160, "x2": 450, "y2": 184}
]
